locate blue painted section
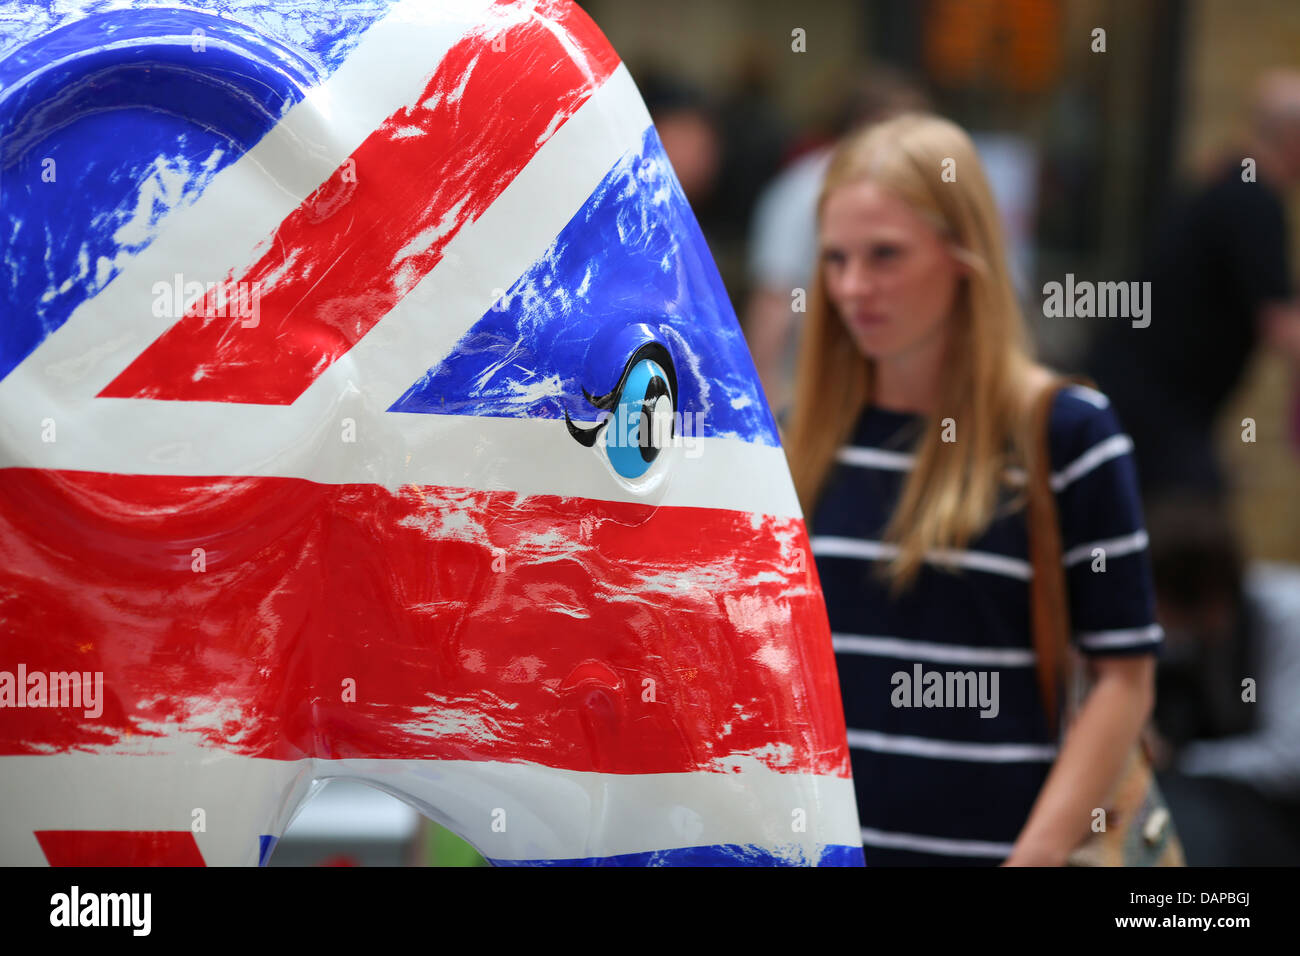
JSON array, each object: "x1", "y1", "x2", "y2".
[
  {"x1": 389, "y1": 125, "x2": 781, "y2": 447},
  {"x1": 0, "y1": 1, "x2": 398, "y2": 86},
  {"x1": 0, "y1": 2, "x2": 399, "y2": 381},
  {"x1": 488, "y1": 842, "x2": 865, "y2": 867},
  {"x1": 258, "y1": 833, "x2": 278, "y2": 867}
]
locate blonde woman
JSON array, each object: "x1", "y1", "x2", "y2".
[{"x1": 787, "y1": 113, "x2": 1162, "y2": 866}]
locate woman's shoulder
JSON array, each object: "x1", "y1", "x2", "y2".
[
  {"x1": 1048, "y1": 381, "x2": 1120, "y2": 433},
  {"x1": 1043, "y1": 381, "x2": 1134, "y2": 487},
  {"x1": 1018, "y1": 365, "x2": 1124, "y2": 444}
]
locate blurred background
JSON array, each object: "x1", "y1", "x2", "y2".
[{"x1": 277, "y1": 0, "x2": 1300, "y2": 866}]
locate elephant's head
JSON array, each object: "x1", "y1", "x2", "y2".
[{"x1": 0, "y1": 0, "x2": 862, "y2": 866}]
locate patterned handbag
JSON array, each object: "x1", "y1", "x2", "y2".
[{"x1": 1023, "y1": 374, "x2": 1185, "y2": 866}]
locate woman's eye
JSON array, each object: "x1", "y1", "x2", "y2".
[{"x1": 873, "y1": 245, "x2": 901, "y2": 261}]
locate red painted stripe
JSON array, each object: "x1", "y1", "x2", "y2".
[
  {"x1": 100, "y1": 0, "x2": 620, "y2": 405},
  {"x1": 0, "y1": 470, "x2": 850, "y2": 778},
  {"x1": 37, "y1": 830, "x2": 206, "y2": 866}
]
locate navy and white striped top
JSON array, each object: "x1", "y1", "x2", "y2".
[{"x1": 811, "y1": 384, "x2": 1163, "y2": 866}]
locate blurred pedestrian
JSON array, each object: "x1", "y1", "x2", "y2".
[
  {"x1": 787, "y1": 113, "x2": 1163, "y2": 865},
  {"x1": 1087, "y1": 69, "x2": 1300, "y2": 500}
]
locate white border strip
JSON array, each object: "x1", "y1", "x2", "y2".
[
  {"x1": 836, "y1": 446, "x2": 913, "y2": 471},
  {"x1": 0, "y1": 751, "x2": 860, "y2": 865},
  {"x1": 832, "y1": 633, "x2": 1036, "y2": 667},
  {"x1": 1076, "y1": 623, "x2": 1164, "y2": 650},
  {"x1": 1052, "y1": 433, "x2": 1133, "y2": 492},
  {"x1": 846, "y1": 729, "x2": 1057, "y2": 763},
  {"x1": 1064, "y1": 529, "x2": 1148, "y2": 567},
  {"x1": 812, "y1": 536, "x2": 1032, "y2": 581},
  {"x1": 0, "y1": 408, "x2": 800, "y2": 517},
  {"x1": 860, "y1": 826, "x2": 1014, "y2": 859}
]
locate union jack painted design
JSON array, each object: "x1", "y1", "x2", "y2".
[{"x1": 0, "y1": 0, "x2": 863, "y2": 866}]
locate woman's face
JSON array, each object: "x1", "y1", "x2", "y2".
[{"x1": 819, "y1": 179, "x2": 966, "y2": 362}]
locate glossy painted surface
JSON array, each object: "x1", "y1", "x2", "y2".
[{"x1": 0, "y1": 0, "x2": 862, "y2": 866}]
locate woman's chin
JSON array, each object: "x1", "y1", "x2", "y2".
[{"x1": 846, "y1": 330, "x2": 899, "y2": 360}]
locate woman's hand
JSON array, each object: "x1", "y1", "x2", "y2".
[{"x1": 1006, "y1": 654, "x2": 1156, "y2": 867}]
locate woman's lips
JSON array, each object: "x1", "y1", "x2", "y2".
[{"x1": 850, "y1": 310, "x2": 888, "y2": 327}]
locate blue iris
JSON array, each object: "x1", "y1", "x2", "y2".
[{"x1": 605, "y1": 358, "x2": 672, "y2": 479}]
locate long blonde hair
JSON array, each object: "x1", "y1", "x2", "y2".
[{"x1": 786, "y1": 112, "x2": 1040, "y2": 593}]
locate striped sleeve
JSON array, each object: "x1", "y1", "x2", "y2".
[{"x1": 1050, "y1": 387, "x2": 1164, "y2": 656}]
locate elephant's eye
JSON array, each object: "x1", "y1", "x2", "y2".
[{"x1": 565, "y1": 342, "x2": 677, "y2": 480}]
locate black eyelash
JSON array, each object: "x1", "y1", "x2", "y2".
[{"x1": 565, "y1": 341, "x2": 678, "y2": 448}]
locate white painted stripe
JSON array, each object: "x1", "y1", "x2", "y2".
[
  {"x1": 1076, "y1": 623, "x2": 1164, "y2": 650},
  {"x1": 0, "y1": 748, "x2": 860, "y2": 865},
  {"x1": 860, "y1": 826, "x2": 1015, "y2": 858},
  {"x1": 812, "y1": 536, "x2": 1032, "y2": 581},
  {"x1": 0, "y1": 409, "x2": 800, "y2": 516},
  {"x1": 832, "y1": 633, "x2": 1036, "y2": 667},
  {"x1": 1052, "y1": 433, "x2": 1133, "y2": 492},
  {"x1": 0, "y1": 747, "x2": 317, "y2": 866},
  {"x1": 0, "y1": 64, "x2": 798, "y2": 516},
  {"x1": 0, "y1": 0, "x2": 499, "y2": 404},
  {"x1": 306, "y1": 64, "x2": 653, "y2": 411},
  {"x1": 330, "y1": 757, "x2": 861, "y2": 863},
  {"x1": 1063, "y1": 529, "x2": 1148, "y2": 567},
  {"x1": 846, "y1": 729, "x2": 1057, "y2": 763}
]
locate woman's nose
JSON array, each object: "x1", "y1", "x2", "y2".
[{"x1": 841, "y1": 258, "x2": 876, "y2": 297}]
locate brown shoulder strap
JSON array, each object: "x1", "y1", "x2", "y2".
[{"x1": 1025, "y1": 373, "x2": 1096, "y2": 738}]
